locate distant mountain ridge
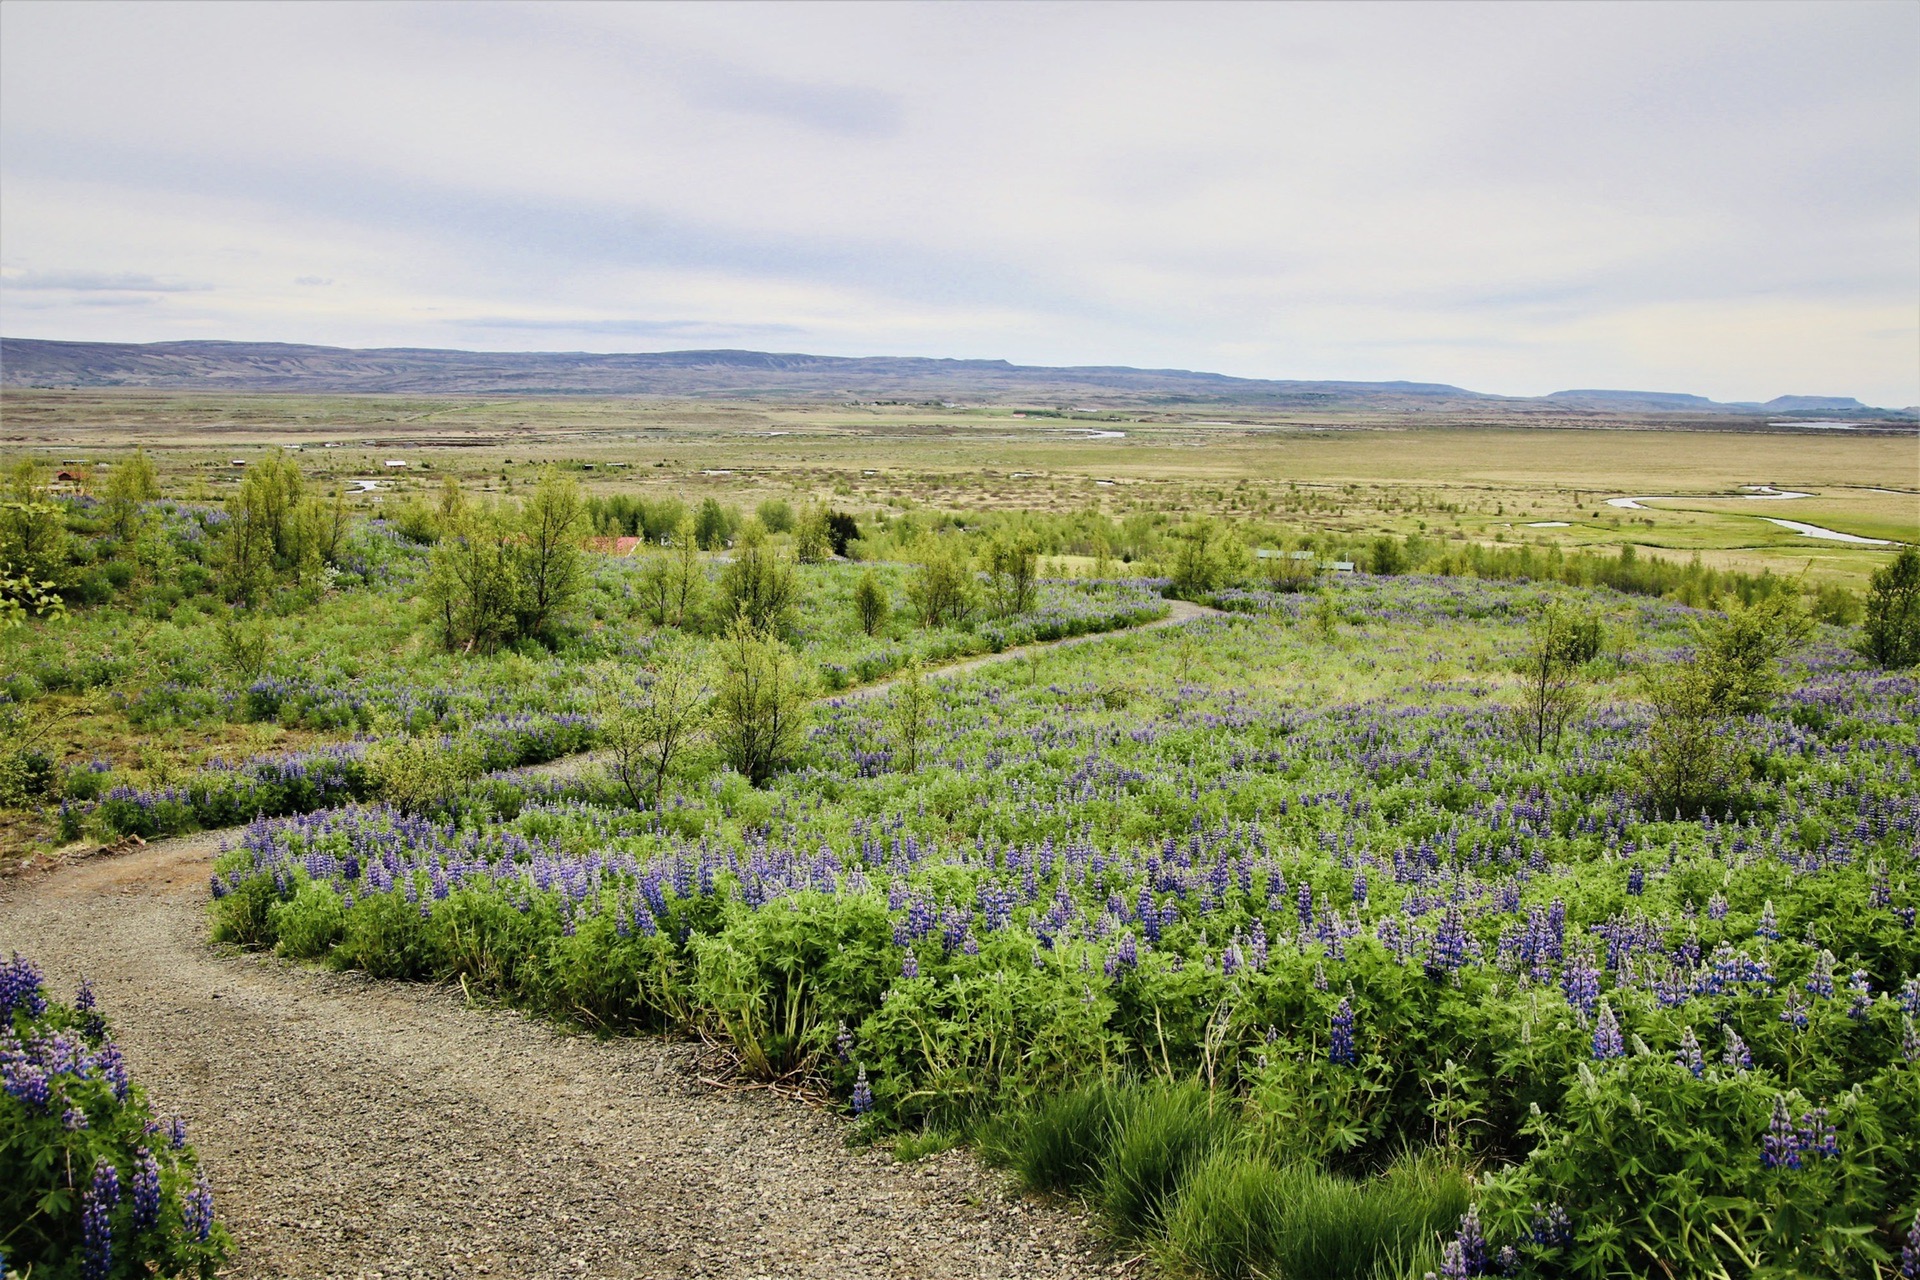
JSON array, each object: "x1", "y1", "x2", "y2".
[{"x1": 0, "y1": 338, "x2": 1903, "y2": 417}]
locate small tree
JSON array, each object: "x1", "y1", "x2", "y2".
[
  {"x1": 1514, "y1": 602, "x2": 1598, "y2": 754},
  {"x1": 1861, "y1": 547, "x2": 1920, "y2": 668},
  {"x1": 694, "y1": 498, "x2": 734, "y2": 550},
  {"x1": 425, "y1": 503, "x2": 517, "y2": 653},
  {"x1": 1639, "y1": 594, "x2": 1811, "y2": 814},
  {"x1": 216, "y1": 609, "x2": 274, "y2": 679},
  {"x1": 983, "y1": 529, "x2": 1041, "y2": 616},
  {"x1": 907, "y1": 536, "x2": 976, "y2": 628},
  {"x1": 513, "y1": 469, "x2": 585, "y2": 643},
  {"x1": 889, "y1": 660, "x2": 932, "y2": 773},
  {"x1": 854, "y1": 568, "x2": 890, "y2": 637},
  {"x1": 825, "y1": 510, "x2": 862, "y2": 557},
  {"x1": 755, "y1": 498, "x2": 796, "y2": 534},
  {"x1": 638, "y1": 515, "x2": 709, "y2": 629},
  {"x1": 102, "y1": 450, "x2": 160, "y2": 539},
  {"x1": 588, "y1": 645, "x2": 710, "y2": 809},
  {"x1": 1, "y1": 460, "x2": 68, "y2": 605},
  {"x1": 794, "y1": 506, "x2": 833, "y2": 564},
  {"x1": 1170, "y1": 518, "x2": 1244, "y2": 598},
  {"x1": 217, "y1": 451, "x2": 305, "y2": 604},
  {"x1": 712, "y1": 620, "x2": 811, "y2": 786},
  {"x1": 718, "y1": 522, "x2": 800, "y2": 635},
  {"x1": 288, "y1": 487, "x2": 351, "y2": 583},
  {"x1": 1370, "y1": 536, "x2": 1407, "y2": 576}
]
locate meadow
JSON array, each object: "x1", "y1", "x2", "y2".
[
  {"x1": 9, "y1": 389, "x2": 1915, "y2": 588},
  {"x1": 3, "y1": 430, "x2": 1919, "y2": 1278}
]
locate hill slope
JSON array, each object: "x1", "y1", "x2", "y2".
[{"x1": 0, "y1": 338, "x2": 1901, "y2": 417}]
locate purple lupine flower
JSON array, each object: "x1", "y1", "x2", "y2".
[
  {"x1": 1297, "y1": 880, "x2": 1314, "y2": 928},
  {"x1": 1723, "y1": 1025, "x2": 1752, "y2": 1071},
  {"x1": 1805, "y1": 950, "x2": 1835, "y2": 999},
  {"x1": 1455, "y1": 1205, "x2": 1487, "y2": 1274},
  {"x1": 1846, "y1": 971, "x2": 1872, "y2": 1020},
  {"x1": 1901, "y1": 977, "x2": 1920, "y2": 1018},
  {"x1": 1756, "y1": 900, "x2": 1780, "y2": 941},
  {"x1": 132, "y1": 1148, "x2": 162, "y2": 1230},
  {"x1": 851, "y1": 1065, "x2": 872, "y2": 1116},
  {"x1": 1592, "y1": 1000, "x2": 1625, "y2": 1061},
  {"x1": 1706, "y1": 892, "x2": 1728, "y2": 921},
  {"x1": 1678, "y1": 1026, "x2": 1703, "y2": 1078},
  {"x1": 1427, "y1": 907, "x2": 1468, "y2": 979},
  {"x1": 64, "y1": 1105, "x2": 89, "y2": 1130},
  {"x1": 1438, "y1": 1239, "x2": 1469, "y2": 1280},
  {"x1": 1530, "y1": 1203, "x2": 1572, "y2": 1248},
  {"x1": 1900, "y1": 1209, "x2": 1919, "y2": 1279},
  {"x1": 1351, "y1": 870, "x2": 1369, "y2": 908},
  {"x1": 75, "y1": 978, "x2": 96, "y2": 1011},
  {"x1": 1561, "y1": 951, "x2": 1601, "y2": 1019},
  {"x1": 1903, "y1": 1014, "x2": 1920, "y2": 1064},
  {"x1": 1796, "y1": 1107, "x2": 1838, "y2": 1160},
  {"x1": 900, "y1": 948, "x2": 919, "y2": 979},
  {"x1": 1780, "y1": 990, "x2": 1811, "y2": 1030},
  {"x1": 0, "y1": 954, "x2": 47, "y2": 1019},
  {"x1": 168, "y1": 1117, "x2": 188, "y2": 1150},
  {"x1": 83, "y1": 1157, "x2": 119, "y2": 1279},
  {"x1": 1762, "y1": 1095, "x2": 1800, "y2": 1170},
  {"x1": 1329, "y1": 997, "x2": 1356, "y2": 1066},
  {"x1": 835, "y1": 1021, "x2": 854, "y2": 1062},
  {"x1": 185, "y1": 1171, "x2": 216, "y2": 1242},
  {"x1": 1626, "y1": 865, "x2": 1644, "y2": 896},
  {"x1": 95, "y1": 1043, "x2": 131, "y2": 1101}
]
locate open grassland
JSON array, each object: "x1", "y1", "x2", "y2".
[{"x1": 6, "y1": 390, "x2": 1914, "y2": 587}]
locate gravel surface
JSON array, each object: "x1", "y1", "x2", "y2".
[
  {"x1": 0, "y1": 837, "x2": 1137, "y2": 1278},
  {"x1": 0, "y1": 612, "x2": 1223, "y2": 1278}
]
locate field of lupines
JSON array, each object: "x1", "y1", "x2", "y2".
[
  {"x1": 2, "y1": 954, "x2": 230, "y2": 1279},
  {"x1": 4, "y1": 497, "x2": 1163, "y2": 847},
  {"x1": 195, "y1": 575, "x2": 1920, "y2": 1278}
]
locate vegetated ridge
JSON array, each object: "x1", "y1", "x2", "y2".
[{"x1": 1, "y1": 337, "x2": 1905, "y2": 417}]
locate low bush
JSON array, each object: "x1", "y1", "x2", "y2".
[{"x1": 0, "y1": 954, "x2": 230, "y2": 1278}]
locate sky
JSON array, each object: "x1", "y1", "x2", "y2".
[{"x1": 2, "y1": 1, "x2": 1916, "y2": 406}]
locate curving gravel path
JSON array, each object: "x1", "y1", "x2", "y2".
[
  {"x1": 1, "y1": 836, "x2": 1136, "y2": 1278},
  {"x1": 1, "y1": 607, "x2": 1223, "y2": 1278}
]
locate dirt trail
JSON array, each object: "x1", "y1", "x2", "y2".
[
  {"x1": 1, "y1": 837, "x2": 1124, "y2": 1278},
  {"x1": 0, "y1": 606, "x2": 1224, "y2": 1277}
]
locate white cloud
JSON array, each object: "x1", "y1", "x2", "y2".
[{"x1": 1, "y1": 0, "x2": 1914, "y2": 404}]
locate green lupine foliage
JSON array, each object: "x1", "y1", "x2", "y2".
[{"x1": 2, "y1": 959, "x2": 231, "y2": 1278}]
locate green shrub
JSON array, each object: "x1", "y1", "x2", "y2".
[
  {"x1": 268, "y1": 881, "x2": 347, "y2": 959},
  {"x1": 1, "y1": 955, "x2": 231, "y2": 1278}
]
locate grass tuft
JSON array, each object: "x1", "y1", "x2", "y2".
[
  {"x1": 1159, "y1": 1146, "x2": 1470, "y2": 1280},
  {"x1": 1097, "y1": 1080, "x2": 1236, "y2": 1240}
]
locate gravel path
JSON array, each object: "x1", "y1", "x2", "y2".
[
  {"x1": 1, "y1": 609, "x2": 1222, "y2": 1277},
  {"x1": 0, "y1": 837, "x2": 1132, "y2": 1278}
]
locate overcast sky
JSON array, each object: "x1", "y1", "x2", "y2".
[{"x1": 2, "y1": 1, "x2": 1916, "y2": 405}]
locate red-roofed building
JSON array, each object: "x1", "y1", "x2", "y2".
[{"x1": 584, "y1": 536, "x2": 646, "y2": 556}]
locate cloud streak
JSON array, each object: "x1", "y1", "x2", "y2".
[{"x1": 0, "y1": 0, "x2": 1914, "y2": 404}]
